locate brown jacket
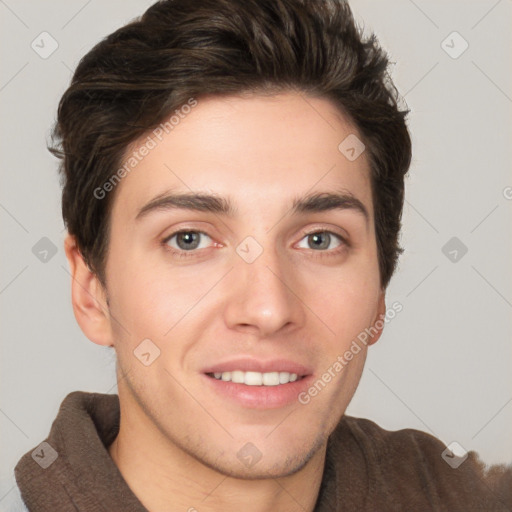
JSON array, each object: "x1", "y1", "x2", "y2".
[{"x1": 13, "y1": 391, "x2": 512, "y2": 511}]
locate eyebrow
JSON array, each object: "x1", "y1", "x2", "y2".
[{"x1": 135, "y1": 189, "x2": 369, "y2": 224}]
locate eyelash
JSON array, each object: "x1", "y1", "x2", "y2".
[
  {"x1": 161, "y1": 229, "x2": 349, "y2": 260},
  {"x1": 162, "y1": 230, "x2": 213, "y2": 259}
]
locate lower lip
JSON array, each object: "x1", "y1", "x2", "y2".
[{"x1": 203, "y1": 374, "x2": 313, "y2": 409}]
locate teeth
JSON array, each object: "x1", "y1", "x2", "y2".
[
  {"x1": 231, "y1": 370, "x2": 245, "y2": 384},
  {"x1": 262, "y1": 372, "x2": 279, "y2": 386},
  {"x1": 244, "y1": 371, "x2": 262, "y2": 386},
  {"x1": 213, "y1": 371, "x2": 300, "y2": 385},
  {"x1": 279, "y1": 372, "x2": 290, "y2": 384}
]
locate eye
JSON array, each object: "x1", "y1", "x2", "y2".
[
  {"x1": 296, "y1": 231, "x2": 345, "y2": 251},
  {"x1": 164, "y1": 230, "x2": 213, "y2": 252}
]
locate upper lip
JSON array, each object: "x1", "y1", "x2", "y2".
[{"x1": 202, "y1": 358, "x2": 312, "y2": 377}]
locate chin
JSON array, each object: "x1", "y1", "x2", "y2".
[{"x1": 187, "y1": 430, "x2": 327, "y2": 481}]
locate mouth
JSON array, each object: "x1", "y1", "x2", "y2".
[
  {"x1": 202, "y1": 359, "x2": 313, "y2": 409},
  {"x1": 206, "y1": 370, "x2": 305, "y2": 386}
]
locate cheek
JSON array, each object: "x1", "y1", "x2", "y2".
[
  {"x1": 111, "y1": 276, "x2": 188, "y2": 336},
  {"x1": 304, "y1": 263, "x2": 381, "y2": 347},
  {"x1": 106, "y1": 224, "x2": 381, "y2": 349},
  {"x1": 107, "y1": 261, "x2": 223, "y2": 357}
]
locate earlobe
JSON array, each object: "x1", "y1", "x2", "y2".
[
  {"x1": 367, "y1": 290, "x2": 387, "y2": 346},
  {"x1": 64, "y1": 234, "x2": 113, "y2": 347}
]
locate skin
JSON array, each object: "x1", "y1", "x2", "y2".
[{"x1": 65, "y1": 91, "x2": 386, "y2": 512}]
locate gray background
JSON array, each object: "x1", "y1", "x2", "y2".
[{"x1": 1, "y1": 0, "x2": 511, "y2": 504}]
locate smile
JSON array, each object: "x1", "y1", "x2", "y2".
[{"x1": 207, "y1": 371, "x2": 302, "y2": 386}]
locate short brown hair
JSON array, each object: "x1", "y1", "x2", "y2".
[{"x1": 51, "y1": 0, "x2": 412, "y2": 289}]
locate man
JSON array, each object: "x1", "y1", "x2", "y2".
[{"x1": 11, "y1": 0, "x2": 511, "y2": 510}]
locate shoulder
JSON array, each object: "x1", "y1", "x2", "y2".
[{"x1": 328, "y1": 415, "x2": 512, "y2": 511}]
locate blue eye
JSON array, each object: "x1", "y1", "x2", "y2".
[
  {"x1": 162, "y1": 228, "x2": 347, "y2": 260},
  {"x1": 296, "y1": 231, "x2": 344, "y2": 251},
  {"x1": 164, "y1": 230, "x2": 213, "y2": 252}
]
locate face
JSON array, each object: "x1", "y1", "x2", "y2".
[{"x1": 79, "y1": 91, "x2": 385, "y2": 478}]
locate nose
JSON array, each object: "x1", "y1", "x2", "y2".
[{"x1": 222, "y1": 242, "x2": 305, "y2": 337}]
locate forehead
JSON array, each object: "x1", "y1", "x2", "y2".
[{"x1": 111, "y1": 92, "x2": 373, "y2": 222}]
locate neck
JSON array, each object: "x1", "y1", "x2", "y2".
[{"x1": 108, "y1": 388, "x2": 326, "y2": 512}]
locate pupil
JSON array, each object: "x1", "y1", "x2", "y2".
[
  {"x1": 310, "y1": 232, "x2": 329, "y2": 250},
  {"x1": 178, "y1": 232, "x2": 199, "y2": 250}
]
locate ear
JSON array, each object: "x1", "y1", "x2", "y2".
[
  {"x1": 64, "y1": 234, "x2": 113, "y2": 347},
  {"x1": 366, "y1": 290, "x2": 387, "y2": 346}
]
